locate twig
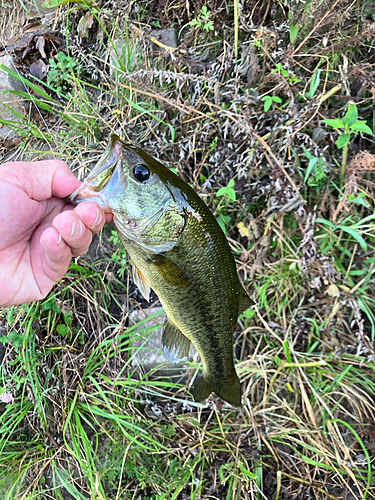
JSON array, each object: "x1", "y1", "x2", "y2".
[
  {"x1": 115, "y1": 81, "x2": 211, "y2": 119},
  {"x1": 251, "y1": 130, "x2": 300, "y2": 194},
  {"x1": 292, "y1": 0, "x2": 343, "y2": 55},
  {"x1": 131, "y1": 25, "x2": 186, "y2": 55},
  {"x1": 234, "y1": 0, "x2": 238, "y2": 58}
]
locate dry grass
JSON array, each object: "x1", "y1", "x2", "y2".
[{"x1": 0, "y1": 0, "x2": 375, "y2": 498}]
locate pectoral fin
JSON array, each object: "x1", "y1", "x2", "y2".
[
  {"x1": 132, "y1": 264, "x2": 151, "y2": 302},
  {"x1": 162, "y1": 318, "x2": 191, "y2": 364},
  {"x1": 149, "y1": 254, "x2": 190, "y2": 287}
]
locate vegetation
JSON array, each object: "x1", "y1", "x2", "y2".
[{"x1": 0, "y1": 0, "x2": 374, "y2": 498}]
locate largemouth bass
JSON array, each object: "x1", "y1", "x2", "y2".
[{"x1": 69, "y1": 135, "x2": 252, "y2": 406}]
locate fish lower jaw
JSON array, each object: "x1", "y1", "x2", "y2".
[{"x1": 125, "y1": 220, "x2": 139, "y2": 229}]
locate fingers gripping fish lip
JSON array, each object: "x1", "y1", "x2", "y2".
[
  {"x1": 68, "y1": 182, "x2": 114, "y2": 213},
  {"x1": 67, "y1": 135, "x2": 124, "y2": 212}
]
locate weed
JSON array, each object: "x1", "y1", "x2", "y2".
[
  {"x1": 216, "y1": 178, "x2": 236, "y2": 201},
  {"x1": 321, "y1": 102, "x2": 373, "y2": 182},
  {"x1": 271, "y1": 63, "x2": 300, "y2": 85},
  {"x1": 261, "y1": 94, "x2": 282, "y2": 112},
  {"x1": 47, "y1": 51, "x2": 82, "y2": 93},
  {"x1": 108, "y1": 230, "x2": 128, "y2": 277},
  {"x1": 189, "y1": 5, "x2": 214, "y2": 32},
  {"x1": 300, "y1": 145, "x2": 327, "y2": 187},
  {"x1": 1, "y1": 0, "x2": 375, "y2": 498}
]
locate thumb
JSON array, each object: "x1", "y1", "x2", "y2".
[{"x1": 1, "y1": 160, "x2": 81, "y2": 201}]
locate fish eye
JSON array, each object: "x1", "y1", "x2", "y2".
[{"x1": 133, "y1": 164, "x2": 150, "y2": 182}]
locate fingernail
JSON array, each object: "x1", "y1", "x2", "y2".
[
  {"x1": 70, "y1": 217, "x2": 85, "y2": 238},
  {"x1": 91, "y1": 208, "x2": 103, "y2": 228},
  {"x1": 57, "y1": 233, "x2": 65, "y2": 248}
]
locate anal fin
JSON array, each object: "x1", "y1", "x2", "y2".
[
  {"x1": 162, "y1": 318, "x2": 191, "y2": 364},
  {"x1": 132, "y1": 264, "x2": 151, "y2": 302}
]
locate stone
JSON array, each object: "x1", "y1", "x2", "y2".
[
  {"x1": 129, "y1": 306, "x2": 168, "y2": 371},
  {"x1": 22, "y1": 0, "x2": 57, "y2": 20},
  {"x1": 150, "y1": 28, "x2": 179, "y2": 50},
  {"x1": 129, "y1": 306, "x2": 192, "y2": 375},
  {"x1": 0, "y1": 55, "x2": 26, "y2": 140}
]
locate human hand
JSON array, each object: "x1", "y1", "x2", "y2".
[{"x1": 0, "y1": 160, "x2": 112, "y2": 307}]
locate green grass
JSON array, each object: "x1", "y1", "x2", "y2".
[{"x1": 1, "y1": 0, "x2": 375, "y2": 498}]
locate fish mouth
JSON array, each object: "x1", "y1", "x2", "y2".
[
  {"x1": 114, "y1": 206, "x2": 163, "y2": 239},
  {"x1": 68, "y1": 134, "x2": 163, "y2": 239},
  {"x1": 68, "y1": 134, "x2": 124, "y2": 213}
]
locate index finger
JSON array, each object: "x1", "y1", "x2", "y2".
[{"x1": 0, "y1": 160, "x2": 81, "y2": 201}]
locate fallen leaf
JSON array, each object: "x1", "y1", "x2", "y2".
[
  {"x1": 237, "y1": 221, "x2": 249, "y2": 238},
  {"x1": 23, "y1": 22, "x2": 42, "y2": 33},
  {"x1": 30, "y1": 59, "x2": 48, "y2": 79},
  {"x1": 36, "y1": 35, "x2": 47, "y2": 59},
  {"x1": 0, "y1": 137, "x2": 22, "y2": 149},
  {"x1": 325, "y1": 283, "x2": 340, "y2": 297},
  {"x1": 78, "y1": 12, "x2": 94, "y2": 39}
]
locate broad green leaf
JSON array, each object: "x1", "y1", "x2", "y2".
[
  {"x1": 42, "y1": 0, "x2": 89, "y2": 7},
  {"x1": 348, "y1": 194, "x2": 369, "y2": 208},
  {"x1": 56, "y1": 324, "x2": 68, "y2": 336},
  {"x1": 336, "y1": 132, "x2": 350, "y2": 148},
  {"x1": 273, "y1": 96, "x2": 282, "y2": 103},
  {"x1": 8, "y1": 331, "x2": 24, "y2": 350},
  {"x1": 305, "y1": 69, "x2": 320, "y2": 98},
  {"x1": 338, "y1": 226, "x2": 367, "y2": 251},
  {"x1": 227, "y1": 178, "x2": 235, "y2": 188},
  {"x1": 289, "y1": 25, "x2": 299, "y2": 44},
  {"x1": 304, "y1": 156, "x2": 318, "y2": 183},
  {"x1": 321, "y1": 118, "x2": 344, "y2": 129},
  {"x1": 242, "y1": 309, "x2": 255, "y2": 319},
  {"x1": 216, "y1": 215, "x2": 231, "y2": 234},
  {"x1": 264, "y1": 98, "x2": 272, "y2": 112},
  {"x1": 316, "y1": 218, "x2": 335, "y2": 228},
  {"x1": 271, "y1": 64, "x2": 283, "y2": 74},
  {"x1": 228, "y1": 188, "x2": 236, "y2": 201},
  {"x1": 349, "y1": 121, "x2": 372, "y2": 134},
  {"x1": 216, "y1": 187, "x2": 227, "y2": 197},
  {"x1": 343, "y1": 102, "x2": 358, "y2": 127}
]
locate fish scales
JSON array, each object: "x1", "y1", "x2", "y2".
[
  {"x1": 68, "y1": 134, "x2": 253, "y2": 406},
  {"x1": 122, "y1": 206, "x2": 238, "y2": 384}
]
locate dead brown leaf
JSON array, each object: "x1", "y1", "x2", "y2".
[{"x1": 30, "y1": 59, "x2": 47, "y2": 80}]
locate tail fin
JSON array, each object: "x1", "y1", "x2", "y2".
[{"x1": 193, "y1": 374, "x2": 241, "y2": 407}]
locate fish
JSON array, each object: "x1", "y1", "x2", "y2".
[{"x1": 68, "y1": 134, "x2": 253, "y2": 406}]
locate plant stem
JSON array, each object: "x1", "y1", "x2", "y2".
[
  {"x1": 234, "y1": 0, "x2": 238, "y2": 58},
  {"x1": 341, "y1": 141, "x2": 348, "y2": 186}
]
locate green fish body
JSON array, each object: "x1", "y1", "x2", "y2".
[{"x1": 69, "y1": 135, "x2": 252, "y2": 406}]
